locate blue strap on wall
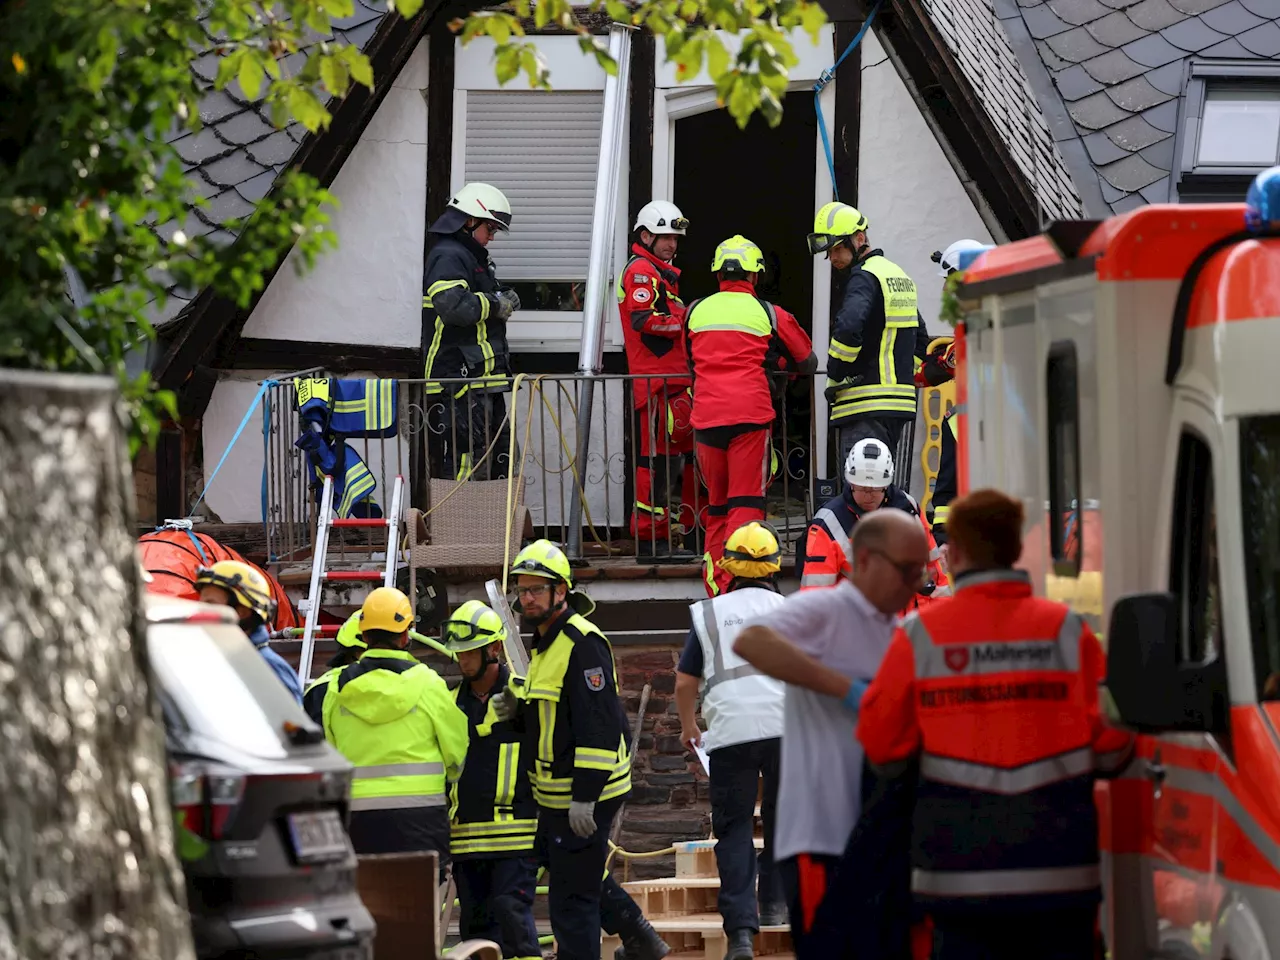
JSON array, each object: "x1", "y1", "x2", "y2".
[
  {"x1": 188, "y1": 378, "x2": 279, "y2": 519},
  {"x1": 814, "y1": 0, "x2": 885, "y2": 201}
]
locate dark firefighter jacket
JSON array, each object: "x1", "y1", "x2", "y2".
[{"x1": 422, "y1": 230, "x2": 509, "y2": 398}]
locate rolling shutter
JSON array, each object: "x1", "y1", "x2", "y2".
[{"x1": 462, "y1": 91, "x2": 604, "y2": 283}]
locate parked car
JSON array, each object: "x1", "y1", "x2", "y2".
[{"x1": 146, "y1": 594, "x2": 375, "y2": 959}]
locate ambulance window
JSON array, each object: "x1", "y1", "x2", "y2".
[
  {"x1": 1046, "y1": 341, "x2": 1082, "y2": 577},
  {"x1": 1240, "y1": 415, "x2": 1280, "y2": 700},
  {"x1": 1169, "y1": 433, "x2": 1221, "y2": 666}
]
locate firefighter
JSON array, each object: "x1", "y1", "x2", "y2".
[
  {"x1": 915, "y1": 338, "x2": 957, "y2": 547},
  {"x1": 808, "y1": 203, "x2": 932, "y2": 477},
  {"x1": 798, "y1": 438, "x2": 946, "y2": 610},
  {"x1": 303, "y1": 611, "x2": 366, "y2": 724},
  {"x1": 443, "y1": 601, "x2": 541, "y2": 960},
  {"x1": 320, "y1": 587, "x2": 470, "y2": 860},
  {"x1": 685, "y1": 235, "x2": 817, "y2": 597},
  {"x1": 423, "y1": 182, "x2": 520, "y2": 481},
  {"x1": 619, "y1": 200, "x2": 698, "y2": 562},
  {"x1": 676, "y1": 521, "x2": 789, "y2": 959},
  {"x1": 857, "y1": 489, "x2": 1136, "y2": 960},
  {"x1": 195, "y1": 560, "x2": 303, "y2": 704},
  {"x1": 490, "y1": 541, "x2": 670, "y2": 960}
]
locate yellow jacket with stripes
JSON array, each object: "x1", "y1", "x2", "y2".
[{"x1": 422, "y1": 232, "x2": 510, "y2": 398}]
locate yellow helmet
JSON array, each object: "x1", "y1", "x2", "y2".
[
  {"x1": 510, "y1": 539, "x2": 573, "y2": 586},
  {"x1": 719, "y1": 521, "x2": 783, "y2": 579},
  {"x1": 808, "y1": 202, "x2": 868, "y2": 256},
  {"x1": 711, "y1": 235, "x2": 766, "y2": 275},
  {"x1": 442, "y1": 600, "x2": 507, "y2": 653},
  {"x1": 335, "y1": 611, "x2": 367, "y2": 650},
  {"x1": 360, "y1": 587, "x2": 414, "y2": 634},
  {"x1": 195, "y1": 560, "x2": 275, "y2": 623}
]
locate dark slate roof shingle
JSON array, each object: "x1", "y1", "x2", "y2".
[
  {"x1": 1087, "y1": 10, "x2": 1150, "y2": 43},
  {"x1": 1199, "y1": 0, "x2": 1268, "y2": 28},
  {"x1": 1049, "y1": 25, "x2": 1113, "y2": 58},
  {"x1": 1049, "y1": 0, "x2": 1118, "y2": 23},
  {"x1": 1103, "y1": 113, "x2": 1170, "y2": 149},
  {"x1": 1159, "y1": 15, "x2": 1231, "y2": 45},
  {"x1": 1104, "y1": 74, "x2": 1172, "y2": 110},
  {"x1": 1237, "y1": 18, "x2": 1280, "y2": 50},
  {"x1": 1121, "y1": 32, "x2": 1188, "y2": 64},
  {"x1": 1081, "y1": 48, "x2": 1149, "y2": 82}
]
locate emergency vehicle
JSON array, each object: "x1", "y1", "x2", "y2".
[{"x1": 952, "y1": 169, "x2": 1280, "y2": 960}]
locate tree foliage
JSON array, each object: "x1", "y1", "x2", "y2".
[{"x1": 1, "y1": 0, "x2": 827, "y2": 447}]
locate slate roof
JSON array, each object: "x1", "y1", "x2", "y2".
[
  {"x1": 918, "y1": 0, "x2": 1087, "y2": 223},
  {"x1": 153, "y1": 1, "x2": 390, "y2": 325},
  {"x1": 979, "y1": 0, "x2": 1280, "y2": 213}
]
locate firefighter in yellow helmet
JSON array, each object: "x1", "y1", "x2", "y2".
[
  {"x1": 809, "y1": 202, "x2": 932, "y2": 482},
  {"x1": 320, "y1": 587, "x2": 469, "y2": 861},
  {"x1": 675, "y1": 522, "x2": 789, "y2": 958},
  {"x1": 686, "y1": 235, "x2": 817, "y2": 598},
  {"x1": 489, "y1": 541, "x2": 670, "y2": 960},
  {"x1": 443, "y1": 601, "x2": 541, "y2": 960},
  {"x1": 302, "y1": 611, "x2": 367, "y2": 724},
  {"x1": 195, "y1": 560, "x2": 303, "y2": 704}
]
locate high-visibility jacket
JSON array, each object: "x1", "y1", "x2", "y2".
[
  {"x1": 828, "y1": 250, "x2": 932, "y2": 423},
  {"x1": 928, "y1": 414, "x2": 958, "y2": 544},
  {"x1": 449, "y1": 664, "x2": 538, "y2": 858},
  {"x1": 857, "y1": 570, "x2": 1136, "y2": 916},
  {"x1": 422, "y1": 232, "x2": 509, "y2": 398},
  {"x1": 798, "y1": 487, "x2": 948, "y2": 610},
  {"x1": 514, "y1": 597, "x2": 631, "y2": 810},
  {"x1": 685, "y1": 279, "x2": 814, "y2": 429},
  {"x1": 322, "y1": 649, "x2": 470, "y2": 813},
  {"x1": 688, "y1": 585, "x2": 786, "y2": 752},
  {"x1": 617, "y1": 243, "x2": 689, "y2": 409}
]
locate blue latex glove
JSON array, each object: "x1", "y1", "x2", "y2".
[{"x1": 843, "y1": 678, "x2": 870, "y2": 713}]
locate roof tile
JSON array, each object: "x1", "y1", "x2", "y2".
[
  {"x1": 1084, "y1": 129, "x2": 1134, "y2": 163},
  {"x1": 171, "y1": 126, "x2": 235, "y2": 166},
  {"x1": 1099, "y1": 151, "x2": 1167, "y2": 190},
  {"x1": 1145, "y1": 59, "x2": 1191, "y2": 95},
  {"x1": 1037, "y1": 39, "x2": 1075, "y2": 70},
  {"x1": 1105, "y1": 115, "x2": 1170, "y2": 150},
  {"x1": 1237, "y1": 19, "x2": 1280, "y2": 53},
  {"x1": 1081, "y1": 48, "x2": 1150, "y2": 82},
  {"x1": 996, "y1": 0, "x2": 1023, "y2": 17},
  {"x1": 1166, "y1": 0, "x2": 1232, "y2": 12},
  {"x1": 1024, "y1": 3, "x2": 1076, "y2": 36},
  {"x1": 212, "y1": 109, "x2": 275, "y2": 146},
  {"x1": 245, "y1": 130, "x2": 299, "y2": 167},
  {"x1": 1200, "y1": 0, "x2": 1268, "y2": 30},
  {"x1": 1139, "y1": 135, "x2": 1177, "y2": 168},
  {"x1": 1099, "y1": 176, "x2": 1130, "y2": 202},
  {"x1": 1238, "y1": 0, "x2": 1280, "y2": 17},
  {"x1": 234, "y1": 168, "x2": 278, "y2": 204},
  {"x1": 1098, "y1": 0, "x2": 1144, "y2": 8},
  {"x1": 1121, "y1": 32, "x2": 1189, "y2": 65},
  {"x1": 191, "y1": 53, "x2": 221, "y2": 83},
  {"x1": 1048, "y1": 0, "x2": 1117, "y2": 22},
  {"x1": 1201, "y1": 35, "x2": 1255, "y2": 53},
  {"x1": 198, "y1": 90, "x2": 244, "y2": 125},
  {"x1": 1105, "y1": 74, "x2": 1173, "y2": 110},
  {"x1": 1055, "y1": 63, "x2": 1108, "y2": 98},
  {"x1": 199, "y1": 152, "x2": 269, "y2": 188},
  {"x1": 1069, "y1": 89, "x2": 1134, "y2": 127},
  {"x1": 200, "y1": 189, "x2": 258, "y2": 224},
  {"x1": 1140, "y1": 176, "x2": 1173, "y2": 202},
  {"x1": 1142, "y1": 98, "x2": 1181, "y2": 132},
  {"x1": 335, "y1": 19, "x2": 380, "y2": 50},
  {"x1": 1086, "y1": 10, "x2": 1150, "y2": 43},
  {"x1": 1049, "y1": 25, "x2": 1114, "y2": 58},
  {"x1": 1112, "y1": 192, "x2": 1149, "y2": 212},
  {"x1": 1125, "y1": 0, "x2": 1188, "y2": 28},
  {"x1": 1160, "y1": 16, "x2": 1231, "y2": 48}
]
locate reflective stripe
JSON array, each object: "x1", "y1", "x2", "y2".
[
  {"x1": 931, "y1": 583, "x2": 953, "y2": 598},
  {"x1": 354, "y1": 761, "x2": 445, "y2": 779},
  {"x1": 451, "y1": 835, "x2": 536, "y2": 854},
  {"x1": 903, "y1": 611, "x2": 1081, "y2": 679},
  {"x1": 687, "y1": 292, "x2": 773, "y2": 337},
  {"x1": 933, "y1": 504, "x2": 951, "y2": 523},
  {"x1": 833, "y1": 395, "x2": 918, "y2": 418},
  {"x1": 694, "y1": 599, "x2": 764, "y2": 691},
  {"x1": 634, "y1": 501, "x2": 666, "y2": 517},
  {"x1": 351, "y1": 793, "x2": 448, "y2": 811},
  {"x1": 451, "y1": 818, "x2": 538, "y2": 838},
  {"x1": 929, "y1": 545, "x2": 943, "y2": 562},
  {"x1": 801, "y1": 572, "x2": 839, "y2": 587},
  {"x1": 424, "y1": 319, "x2": 445, "y2": 395},
  {"x1": 829, "y1": 338, "x2": 861, "y2": 363},
  {"x1": 575, "y1": 746, "x2": 619, "y2": 771},
  {"x1": 813, "y1": 507, "x2": 852, "y2": 569},
  {"x1": 537, "y1": 701, "x2": 556, "y2": 763},
  {"x1": 920, "y1": 747, "x2": 1095, "y2": 794},
  {"x1": 1094, "y1": 742, "x2": 1135, "y2": 774},
  {"x1": 880, "y1": 327, "x2": 898, "y2": 385},
  {"x1": 912, "y1": 864, "x2": 1100, "y2": 898},
  {"x1": 496, "y1": 742, "x2": 518, "y2": 809},
  {"x1": 428, "y1": 278, "x2": 469, "y2": 298},
  {"x1": 834, "y1": 382, "x2": 916, "y2": 400}
]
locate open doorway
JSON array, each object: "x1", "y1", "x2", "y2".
[{"x1": 672, "y1": 93, "x2": 818, "y2": 537}]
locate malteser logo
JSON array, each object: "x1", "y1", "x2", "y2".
[
  {"x1": 943, "y1": 643, "x2": 1057, "y2": 673},
  {"x1": 944, "y1": 647, "x2": 970, "y2": 673}
]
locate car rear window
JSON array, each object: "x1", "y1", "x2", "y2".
[{"x1": 149, "y1": 621, "x2": 308, "y2": 760}]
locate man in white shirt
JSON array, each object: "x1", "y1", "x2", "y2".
[
  {"x1": 733, "y1": 509, "x2": 929, "y2": 955},
  {"x1": 676, "y1": 522, "x2": 789, "y2": 960}
]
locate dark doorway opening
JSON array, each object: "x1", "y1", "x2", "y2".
[{"x1": 673, "y1": 94, "x2": 817, "y2": 543}]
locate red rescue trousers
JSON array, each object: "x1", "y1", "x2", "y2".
[
  {"x1": 633, "y1": 388, "x2": 698, "y2": 542},
  {"x1": 695, "y1": 423, "x2": 770, "y2": 596}
]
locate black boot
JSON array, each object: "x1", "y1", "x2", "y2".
[
  {"x1": 635, "y1": 539, "x2": 696, "y2": 564},
  {"x1": 758, "y1": 901, "x2": 789, "y2": 927},
  {"x1": 613, "y1": 915, "x2": 671, "y2": 960},
  {"x1": 724, "y1": 928, "x2": 755, "y2": 960}
]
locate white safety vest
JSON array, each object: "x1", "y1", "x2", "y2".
[{"x1": 689, "y1": 587, "x2": 786, "y2": 753}]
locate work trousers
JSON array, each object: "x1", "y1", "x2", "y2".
[
  {"x1": 835, "y1": 416, "x2": 912, "y2": 494},
  {"x1": 929, "y1": 907, "x2": 1097, "y2": 960},
  {"x1": 695, "y1": 423, "x2": 771, "y2": 596},
  {"x1": 429, "y1": 390, "x2": 514, "y2": 481},
  {"x1": 349, "y1": 806, "x2": 450, "y2": 879},
  {"x1": 709, "y1": 738, "x2": 783, "y2": 934},
  {"x1": 536, "y1": 797, "x2": 626, "y2": 960},
  {"x1": 454, "y1": 855, "x2": 542, "y2": 960},
  {"x1": 632, "y1": 388, "x2": 698, "y2": 544},
  {"x1": 778, "y1": 853, "x2": 841, "y2": 957}
]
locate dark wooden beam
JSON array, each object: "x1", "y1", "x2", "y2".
[
  {"x1": 155, "y1": 427, "x2": 184, "y2": 523},
  {"x1": 426, "y1": 24, "x2": 458, "y2": 230},
  {"x1": 221, "y1": 338, "x2": 422, "y2": 375},
  {"x1": 627, "y1": 30, "x2": 656, "y2": 227},
  {"x1": 831, "y1": 19, "x2": 863, "y2": 205}
]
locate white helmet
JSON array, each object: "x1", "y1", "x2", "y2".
[
  {"x1": 845, "y1": 438, "x2": 894, "y2": 489},
  {"x1": 936, "y1": 238, "x2": 987, "y2": 276},
  {"x1": 448, "y1": 183, "x2": 512, "y2": 230},
  {"x1": 634, "y1": 200, "x2": 688, "y2": 236}
]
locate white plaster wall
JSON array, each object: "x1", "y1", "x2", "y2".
[
  {"x1": 241, "y1": 40, "x2": 429, "y2": 347},
  {"x1": 858, "y1": 32, "x2": 992, "y2": 334}
]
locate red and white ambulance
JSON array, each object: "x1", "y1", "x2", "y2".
[{"x1": 953, "y1": 182, "x2": 1280, "y2": 959}]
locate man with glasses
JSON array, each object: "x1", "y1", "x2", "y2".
[
  {"x1": 798, "y1": 438, "x2": 946, "y2": 612},
  {"x1": 732, "y1": 509, "x2": 930, "y2": 955}
]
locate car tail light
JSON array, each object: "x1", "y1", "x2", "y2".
[{"x1": 169, "y1": 761, "x2": 247, "y2": 840}]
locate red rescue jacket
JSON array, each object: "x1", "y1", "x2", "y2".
[{"x1": 617, "y1": 243, "x2": 688, "y2": 409}]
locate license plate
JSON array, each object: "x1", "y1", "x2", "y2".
[{"x1": 287, "y1": 809, "x2": 350, "y2": 864}]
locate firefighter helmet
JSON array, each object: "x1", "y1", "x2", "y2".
[
  {"x1": 719, "y1": 521, "x2": 783, "y2": 579},
  {"x1": 194, "y1": 560, "x2": 275, "y2": 624},
  {"x1": 934, "y1": 238, "x2": 987, "y2": 276},
  {"x1": 808, "y1": 202, "x2": 868, "y2": 256},
  {"x1": 360, "y1": 587, "x2": 414, "y2": 634},
  {"x1": 634, "y1": 200, "x2": 689, "y2": 236},
  {"x1": 845, "y1": 438, "x2": 895, "y2": 489},
  {"x1": 711, "y1": 235, "x2": 766, "y2": 275},
  {"x1": 335, "y1": 611, "x2": 367, "y2": 650},
  {"x1": 442, "y1": 600, "x2": 507, "y2": 653},
  {"x1": 447, "y1": 183, "x2": 512, "y2": 230},
  {"x1": 510, "y1": 539, "x2": 573, "y2": 587}
]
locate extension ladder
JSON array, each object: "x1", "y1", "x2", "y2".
[{"x1": 296, "y1": 473, "x2": 404, "y2": 684}]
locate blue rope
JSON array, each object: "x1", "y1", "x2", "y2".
[
  {"x1": 189, "y1": 379, "x2": 279, "y2": 518},
  {"x1": 814, "y1": 0, "x2": 884, "y2": 201}
]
